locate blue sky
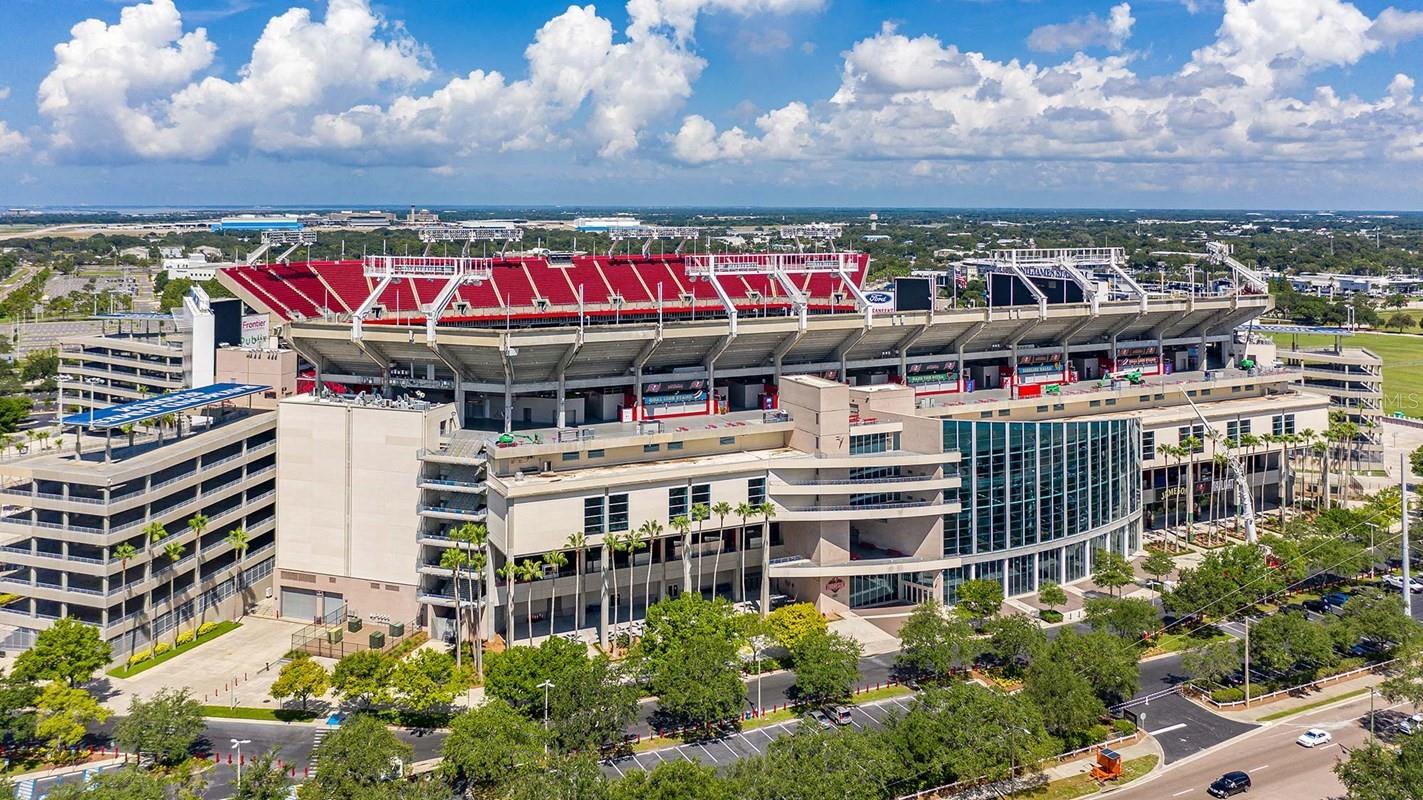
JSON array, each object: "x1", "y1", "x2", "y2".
[{"x1": 1, "y1": 0, "x2": 1422, "y2": 209}]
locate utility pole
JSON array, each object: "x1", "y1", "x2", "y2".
[
  {"x1": 1403, "y1": 454, "x2": 1412, "y2": 621},
  {"x1": 1243, "y1": 617, "x2": 1251, "y2": 708}
]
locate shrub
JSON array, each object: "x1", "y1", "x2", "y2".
[
  {"x1": 1112, "y1": 718, "x2": 1137, "y2": 735},
  {"x1": 1210, "y1": 687, "x2": 1245, "y2": 703},
  {"x1": 154, "y1": 642, "x2": 172, "y2": 656},
  {"x1": 127, "y1": 649, "x2": 153, "y2": 667},
  {"x1": 1085, "y1": 723, "x2": 1112, "y2": 744},
  {"x1": 764, "y1": 603, "x2": 827, "y2": 651},
  {"x1": 197, "y1": 621, "x2": 218, "y2": 636},
  {"x1": 1040, "y1": 609, "x2": 1063, "y2": 624},
  {"x1": 176, "y1": 629, "x2": 195, "y2": 645}
]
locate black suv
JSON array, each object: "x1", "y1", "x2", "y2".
[{"x1": 1207, "y1": 771, "x2": 1252, "y2": 797}]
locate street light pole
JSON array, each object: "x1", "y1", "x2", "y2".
[
  {"x1": 538, "y1": 680, "x2": 555, "y2": 754},
  {"x1": 230, "y1": 738, "x2": 251, "y2": 788}
]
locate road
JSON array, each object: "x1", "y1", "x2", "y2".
[
  {"x1": 1124, "y1": 653, "x2": 1260, "y2": 764},
  {"x1": 1109, "y1": 691, "x2": 1416, "y2": 800}
]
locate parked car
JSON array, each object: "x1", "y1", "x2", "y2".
[
  {"x1": 1207, "y1": 771, "x2": 1252, "y2": 797},
  {"x1": 1302, "y1": 598, "x2": 1329, "y2": 613},
  {"x1": 1383, "y1": 573, "x2": 1423, "y2": 593},
  {"x1": 1400, "y1": 713, "x2": 1423, "y2": 735},
  {"x1": 1296, "y1": 729, "x2": 1333, "y2": 748},
  {"x1": 1322, "y1": 591, "x2": 1351, "y2": 609},
  {"x1": 1349, "y1": 639, "x2": 1390, "y2": 659},
  {"x1": 806, "y1": 710, "x2": 834, "y2": 730},
  {"x1": 833, "y1": 706, "x2": 854, "y2": 726},
  {"x1": 1280, "y1": 602, "x2": 1309, "y2": 616}
]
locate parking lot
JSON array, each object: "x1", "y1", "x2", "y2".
[{"x1": 602, "y1": 692, "x2": 917, "y2": 778}]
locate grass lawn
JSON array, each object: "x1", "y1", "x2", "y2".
[
  {"x1": 107, "y1": 620, "x2": 240, "y2": 679},
  {"x1": 853, "y1": 684, "x2": 913, "y2": 704},
  {"x1": 1010, "y1": 755, "x2": 1159, "y2": 800},
  {"x1": 1256, "y1": 687, "x2": 1372, "y2": 722},
  {"x1": 198, "y1": 705, "x2": 318, "y2": 723},
  {"x1": 1272, "y1": 331, "x2": 1423, "y2": 414},
  {"x1": 1147, "y1": 628, "x2": 1232, "y2": 656}
]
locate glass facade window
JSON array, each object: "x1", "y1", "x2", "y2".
[
  {"x1": 1007, "y1": 555, "x2": 1034, "y2": 596},
  {"x1": 1177, "y1": 425, "x2": 1205, "y2": 451},
  {"x1": 942, "y1": 417, "x2": 1141, "y2": 558},
  {"x1": 608, "y1": 493, "x2": 629, "y2": 532},
  {"x1": 1226, "y1": 419, "x2": 1251, "y2": 441},
  {"x1": 975, "y1": 559, "x2": 1004, "y2": 588},
  {"x1": 691, "y1": 483, "x2": 711, "y2": 508},
  {"x1": 849, "y1": 432, "x2": 898, "y2": 454},
  {"x1": 1065, "y1": 541, "x2": 1087, "y2": 581},
  {"x1": 1142, "y1": 430, "x2": 1156, "y2": 460},
  {"x1": 669, "y1": 487, "x2": 688, "y2": 520},
  {"x1": 748, "y1": 477, "x2": 766, "y2": 506},
  {"x1": 583, "y1": 497, "x2": 604, "y2": 535},
  {"x1": 850, "y1": 571, "x2": 936, "y2": 608},
  {"x1": 943, "y1": 566, "x2": 970, "y2": 605},
  {"x1": 1037, "y1": 548, "x2": 1061, "y2": 587},
  {"x1": 1272, "y1": 414, "x2": 1296, "y2": 435}
]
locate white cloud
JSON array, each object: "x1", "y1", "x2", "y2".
[
  {"x1": 1370, "y1": 7, "x2": 1423, "y2": 47},
  {"x1": 0, "y1": 86, "x2": 10, "y2": 101},
  {"x1": 1028, "y1": 3, "x2": 1135, "y2": 54},
  {"x1": 34, "y1": 0, "x2": 815, "y2": 164},
  {"x1": 0, "y1": 122, "x2": 26, "y2": 157},
  {"x1": 674, "y1": 0, "x2": 1423, "y2": 173}
]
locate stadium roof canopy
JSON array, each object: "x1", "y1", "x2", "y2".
[{"x1": 61, "y1": 383, "x2": 269, "y2": 430}]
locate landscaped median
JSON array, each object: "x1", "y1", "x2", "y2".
[{"x1": 107, "y1": 620, "x2": 240, "y2": 678}]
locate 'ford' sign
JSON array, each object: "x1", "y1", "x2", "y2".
[{"x1": 865, "y1": 290, "x2": 895, "y2": 314}]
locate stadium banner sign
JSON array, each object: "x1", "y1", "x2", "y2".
[
  {"x1": 241, "y1": 314, "x2": 269, "y2": 348},
  {"x1": 62, "y1": 383, "x2": 269, "y2": 429},
  {"x1": 864, "y1": 290, "x2": 896, "y2": 315}
]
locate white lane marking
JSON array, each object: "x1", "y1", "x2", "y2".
[
  {"x1": 756, "y1": 728, "x2": 776, "y2": 743},
  {"x1": 1149, "y1": 723, "x2": 1188, "y2": 736},
  {"x1": 1251, "y1": 764, "x2": 1271, "y2": 771},
  {"x1": 742, "y1": 733, "x2": 763, "y2": 753},
  {"x1": 1316, "y1": 743, "x2": 1338, "y2": 751},
  {"x1": 609, "y1": 760, "x2": 625, "y2": 778},
  {"x1": 719, "y1": 739, "x2": 738, "y2": 759},
  {"x1": 1171, "y1": 790, "x2": 1193, "y2": 797},
  {"x1": 677, "y1": 747, "x2": 694, "y2": 763}
]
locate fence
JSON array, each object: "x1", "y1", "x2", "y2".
[
  {"x1": 1189, "y1": 658, "x2": 1396, "y2": 710},
  {"x1": 290, "y1": 605, "x2": 422, "y2": 659},
  {"x1": 895, "y1": 731, "x2": 1141, "y2": 800}
]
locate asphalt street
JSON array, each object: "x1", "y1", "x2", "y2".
[
  {"x1": 1125, "y1": 653, "x2": 1259, "y2": 764},
  {"x1": 1108, "y1": 691, "x2": 1417, "y2": 800}
]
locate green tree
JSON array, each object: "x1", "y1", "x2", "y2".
[
  {"x1": 162, "y1": 540, "x2": 186, "y2": 645},
  {"x1": 0, "y1": 396, "x2": 33, "y2": 434},
  {"x1": 1382, "y1": 640, "x2": 1423, "y2": 706},
  {"x1": 225, "y1": 526, "x2": 251, "y2": 620},
  {"x1": 1165, "y1": 543, "x2": 1279, "y2": 620},
  {"x1": 727, "y1": 728, "x2": 897, "y2": 800},
  {"x1": 235, "y1": 750, "x2": 292, "y2": 800},
  {"x1": 985, "y1": 614, "x2": 1048, "y2": 677},
  {"x1": 611, "y1": 759, "x2": 732, "y2": 800},
  {"x1": 1338, "y1": 587, "x2": 1417, "y2": 651},
  {"x1": 114, "y1": 688, "x2": 205, "y2": 766},
  {"x1": 484, "y1": 636, "x2": 637, "y2": 751},
  {"x1": 35, "y1": 681, "x2": 110, "y2": 758},
  {"x1": 439, "y1": 699, "x2": 546, "y2": 792},
  {"x1": 882, "y1": 682, "x2": 1054, "y2": 791},
  {"x1": 1411, "y1": 444, "x2": 1423, "y2": 479},
  {"x1": 1044, "y1": 628, "x2": 1139, "y2": 706},
  {"x1": 636, "y1": 596, "x2": 746, "y2": 727},
  {"x1": 1037, "y1": 582, "x2": 1067, "y2": 616},
  {"x1": 1141, "y1": 550, "x2": 1176, "y2": 594},
  {"x1": 789, "y1": 629, "x2": 862, "y2": 708},
  {"x1": 496, "y1": 753, "x2": 610, "y2": 800},
  {"x1": 762, "y1": 602, "x2": 826, "y2": 651},
  {"x1": 1181, "y1": 640, "x2": 1240, "y2": 687},
  {"x1": 46, "y1": 767, "x2": 203, "y2": 800},
  {"x1": 392, "y1": 648, "x2": 464, "y2": 714},
  {"x1": 896, "y1": 601, "x2": 978, "y2": 681},
  {"x1": 1084, "y1": 597, "x2": 1161, "y2": 642},
  {"x1": 1090, "y1": 549, "x2": 1136, "y2": 597},
  {"x1": 1248, "y1": 611, "x2": 1337, "y2": 676},
  {"x1": 954, "y1": 578, "x2": 1003, "y2": 628},
  {"x1": 1334, "y1": 734, "x2": 1423, "y2": 800},
  {"x1": 270, "y1": 652, "x2": 330, "y2": 712},
  {"x1": 1024, "y1": 655, "x2": 1106, "y2": 745},
  {"x1": 1386, "y1": 311, "x2": 1417, "y2": 333},
  {"x1": 302, "y1": 713, "x2": 413, "y2": 799},
  {"x1": 331, "y1": 649, "x2": 396, "y2": 708},
  {"x1": 12, "y1": 616, "x2": 112, "y2": 687},
  {"x1": 0, "y1": 673, "x2": 38, "y2": 745}
]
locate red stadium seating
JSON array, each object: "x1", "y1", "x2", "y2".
[{"x1": 221, "y1": 252, "x2": 868, "y2": 325}]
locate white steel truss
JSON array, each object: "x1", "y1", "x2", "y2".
[
  {"x1": 683, "y1": 252, "x2": 869, "y2": 331},
  {"x1": 1206, "y1": 242, "x2": 1269, "y2": 295},
  {"x1": 245, "y1": 230, "x2": 317, "y2": 266},
  {"x1": 779, "y1": 223, "x2": 843, "y2": 252},
  {"x1": 418, "y1": 224, "x2": 524, "y2": 257},
  {"x1": 354, "y1": 256, "x2": 494, "y2": 341},
  {"x1": 607, "y1": 225, "x2": 701, "y2": 257}
]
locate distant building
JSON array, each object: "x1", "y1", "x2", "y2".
[
  {"x1": 574, "y1": 215, "x2": 641, "y2": 232},
  {"x1": 210, "y1": 216, "x2": 303, "y2": 233},
  {"x1": 862, "y1": 234, "x2": 890, "y2": 242},
  {"x1": 163, "y1": 251, "x2": 217, "y2": 282},
  {"x1": 407, "y1": 207, "x2": 440, "y2": 225},
  {"x1": 324, "y1": 210, "x2": 396, "y2": 229}
]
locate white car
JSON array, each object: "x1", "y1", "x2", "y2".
[
  {"x1": 807, "y1": 710, "x2": 834, "y2": 730},
  {"x1": 1297, "y1": 729, "x2": 1333, "y2": 748},
  {"x1": 1383, "y1": 574, "x2": 1423, "y2": 593},
  {"x1": 1401, "y1": 714, "x2": 1423, "y2": 735}
]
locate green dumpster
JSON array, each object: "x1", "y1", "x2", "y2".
[
  {"x1": 326, "y1": 629, "x2": 343, "y2": 645},
  {"x1": 347, "y1": 618, "x2": 363, "y2": 633},
  {"x1": 369, "y1": 631, "x2": 386, "y2": 649},
  {"x1": 389, "y1": 622, "x2": 405, "y2": 638}
]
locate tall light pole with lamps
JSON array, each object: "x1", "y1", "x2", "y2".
[
  {"x1": 538, "y1": 680, "x2": 555, "y2": 754},
  {"x1": 230, "y1": 738, "x2": 251, "y2": 788}
]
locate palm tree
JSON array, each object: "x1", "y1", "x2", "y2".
[
  {"x1": 1211, "y1": 452, "x2": 1229, "y2": 529},
  {"x1": 112, "y1": 542, "x2": 138, "y2": 660},
  {"x1": 1156, "y1": 443, "x2": 1175, "y2": 533},
  {"x1": 163, "y1": 540, "x2": 185, "y2": 645},
  {"x1": 0, "y1": 434, "x2": 14, "y2": 457},
  {"x1": 519, "y1": 559, "x2": 542, "y2": 645},
  {"x1": 544, "y1": 549, "x2": 568, "y2": 636},
  {"x1": 439, "y1": 546, "x2": 468, "y2": 671},
  {"x1": 566, "y1": 532, "x2": 588, "y2": 632},
  {"x1": 669, "y1": 516, "x2": 690, "y2": 596},
  {"x1": 757, "y1": 501, "x2": 776, "y2": 616},
  {"x1": 186, "y1": 512, "x2": 209, "y2": 623},
  {"x1": 497, "y1": 560, "x2": 518, "y2": 644},
  {"x1": 121, "y1": 423, "x2": 135, "y2": 449},
  {"x1": 637, "y1": 520, "x2": 661, "y2": 613},
  {"x1": 468, "y1": 548, "x2": 488, "y2": 680},
  {"x1": 454, "y1": 522, "x2": 488, "y2": 660},
  {"x1": 624, "y1": 527, "x2": 647, "y2": 627},
  {"x1": 142, "y1": 522, "x2": 169, "y2": 645},
  {"x1": 736, "y1": 502, "x2": 755, "y2": 601},
  {"x1": 224, "y1": 526, "x2": 249, "y2": 619},
  {"x1": 605, "y1": 532, "x2": 624, "y2": 633},
  {"x1": 710, "y1": 501, "x2": 732, "y2": 598},
  {"x1": 689, "y1": 503, "x2": 710, "y2": 595},
  {"x1": 35, "y1": 431, "x2": 50, "y2": 451}
]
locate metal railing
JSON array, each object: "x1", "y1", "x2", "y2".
[{"x1": 1191, "y1": 658, "x2": 1396, "y2": 709}]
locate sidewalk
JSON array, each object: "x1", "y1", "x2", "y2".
[
  {"x1": 1040, "y1": 734, "x2": 1163, "y2": 783},
  {"x1": 1207, "y1": 671, "x2": 1389, "y2": 724}
]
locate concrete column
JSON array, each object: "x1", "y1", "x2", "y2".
[
  {"x1": 556, "y1": 372, "x2": 567, "y2": 430},
  {"x1": 759, "y1": 526, "x2": 771, "y2": 618},
  {"x1": 735, "y1": 528, "x2": 746, "y2": 602},
  {"x1": 503, "y1": 378, "x2": 514, "y2": 434},
  {"x1": 599, "y1": 545, "x2": 611, "y2": 650}
]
